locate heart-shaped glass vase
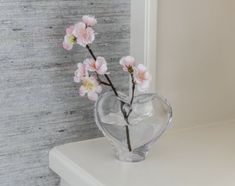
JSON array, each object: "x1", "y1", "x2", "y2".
[{"x1": 94, "y1": 91, "x2": 172, "y2": 162}]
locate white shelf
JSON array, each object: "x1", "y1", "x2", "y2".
[{"x1": 49, "y1": 120, "x2": 235, "y2": 186}]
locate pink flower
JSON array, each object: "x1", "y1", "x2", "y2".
[
  {"x1": 135, "y1": 64, "x2": 151, "y2": 91},
  {"x1": 84, "y1": 57, "x2": 108, "y2": 75},
  {"x1": 63, "y1": 25, "x2": 76, "y2": 50},
  {"x1": 73, "y1": 22, "x2": 95, "y2": 47},
  {"x1": 119, "y1": 56, "x2": 135, "y2": 72},
  {"x1": 74, "y1": 63, "x2": 88, "y2": 83},
  {"x1": 82, "y1": 15, "x2": 97, "y2": 27},
  {"x1": 79, "y1": 76, "x2": 102, "y2": 101},
  {"x1": 66, "y1": 25, "x2": 75, "y2": 35}
]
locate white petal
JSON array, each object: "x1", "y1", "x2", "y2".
[
  {"x1": 63, "y1": 41, "x2": 73, "y2": 50},
  {"x1": 145, "y1": 71, "x2": 152, "y2": 81},
  {"x1": 86, "y1": 27, "x2": 95, "y2": 43},
  {"x1": 73, "y1": 22, "x2": 86, "y2": 37},
  {"x1": 137, "y1": 64, "x2": 146, "y2": 72},
  {"x1": 82, "y1": 15, "x2": 97, "y2": 26},
  {"x1": 66, "y1": 25, "x2": 75, "y2": 35},
  {"x1": 119, "y1": 57, "x2": 126, "y2": 65},
  {"x1": 77, "y1": 62, "x2": 83, "y2": 68},
  {"x1": 119, "y1": 56, "x2": 135, "y2": 72},
  {"x1": 79, "y1": 86, "x2": 87, "y2": 96},
  {"x1": 97, "y1": 63, "x2": 107, "y2": 75},
  {"x1": 98, "y1": 68, "x2": 107, "y2": 75},
  {"x1": 96, "y1": 85, "x2": 102, "y2": 93},
  {"x1": 125, "y1": 56, "x2": 135, "y2": 64},
  {"x1": 88, "y1": 92, "x2": 98, "y2": 101},
  {"x1": 83, "y1": 58, "x2": 96, "y2": 71},
  {"x1": 73, "y1": 76, "x2": 81, "y2": 83},
  {"x1": 76, "y1": 37, "x2": 86, "y2": 47},
  {"x1": 96, "y1": 57, "x2": 106, "y2": 66}
]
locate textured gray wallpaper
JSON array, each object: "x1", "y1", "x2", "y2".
[{"x1": 0, "y1": 0, "x2": 130, "y2": 185}]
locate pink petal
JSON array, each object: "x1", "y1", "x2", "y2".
[
  {"x1": 74, "y1": 63, "x2": 87, "y2": 80},
  {"x1": 96, "y1": 57, "x2": 107, "y2": 75},
  {"x1": 125, "y1": 56, "x2": 135, "y2": 64},
  {"x1": 74, "y1": 76, "x2": 81, "y2": 83},
  {"x1": 85, "y1": 27, "x2": 95, "y2": 43},
  {"x1": 79, "y1": 86, "x2": 87, "y2": 96},
  {"x1": 66, "y1": 25, "x2": 75, "y2": 35},
  {"x1": 97, "y1": 66, "x2": 107, "y2": 75},
  {"x1": 73, "y1": 22, "x2": 86, "y2": 37},
  {"x1": 145, "y1": 71, "x2": 152, "y2": 81},
  {"x1": 119, "y1": 57, "x2": 127, "y2": 66},
  {"x1": 76, "y1": 27, "x2": 95, "y2": 47},
  {"x1": 88, "y1": 92, "x2": 98, "y2": 101},
  {"x1": 77, "y1": 63, "x2": 83, "y2": 70},
  {"x1": 137, "y1": 64, "x2": 146, "y2": 72},
  {"x1": 119, "y1": 56, "x2": 135, "y2": 71},
  {"x1": 95, "y1": 57, "x2": 105, "y2": 68},
  {"x1": 83, "y1": 58, "x2": 96, "y2": 71},
  {"x1": 76, "y1": 37, "x2": 86, "y2": 47},
  {"x1": 63, "y1": 42, "x2": 73, "y2": 50},
  {"x1": 82, "y1": 15, "x2": 97, "y2": 27},
  {"x1": 73, "y1": 22, "x2": 95, "y2": 47}
]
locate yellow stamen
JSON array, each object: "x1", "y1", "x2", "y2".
[
  {"x1": 83, "y1": 79, "x2": 96, "y2": 91},
  {"x1": 68, "y1": 35, "x2": 76, "y2": 44}
]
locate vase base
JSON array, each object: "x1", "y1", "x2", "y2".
[{"x1": 115, "y1": 146, "x2": 149, "y2": 162}]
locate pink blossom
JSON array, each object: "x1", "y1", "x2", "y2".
[
  {"x1": 63, "y1": 25, "x2": 76, "y2": 50},
  {"x1": 79, "y1": 76, "x2": 102, "y2": 101},
  {"x1": 82, "y1": 15, "x2": 97, "y2": 27},
  {"x1": 84, "y1": 57, "x2": 108, "y2": 75},
  {"x1": 119, "y1": 56, "x2": 135, "y2": 72},
  {"x1": 66, "y1": 25, "x2": 75, "y2": 35},
  {"x1": 135, "y1": 64, "x2": 151, "y2": 91},
  {"x1": 73, "y1": 22, "x2": 95, "y2": 47},
  {"x1": 74, "y1": 63, "x2": 88, "y2": 83}
]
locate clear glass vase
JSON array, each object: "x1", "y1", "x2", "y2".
[{"x1": 94, "y1": 91, "x2": 172, "y2": 162}]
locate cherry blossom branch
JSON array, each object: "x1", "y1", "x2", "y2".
[
  {"x1": 64, "y1": 16, "x2": 151, "y2": 153},
  {"x1": 130, "y1": 73, "x2": 135, "y2": 105},
  {"x1": 99, "y1": 81, "x2": 110, "y2": 86},
  {"x1": 86, "y1": 45, "x2": 132, "y2": 151},
  {"x1": 86, "y1": 45, "x2": 119, "y2": 97},
  {"x1": 86, "y1": 45, "x2": 97, "y2": 60},
  {"x1": 96, "y1": 73, "x2": 111, "y2": 86},
  {"x1": 127, "y1": 73, "x2": 135, "y2": 118}
]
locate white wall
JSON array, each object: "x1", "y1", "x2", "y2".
[{"x1": 157, "y1": 0, "x2": 235, "y2": 129}]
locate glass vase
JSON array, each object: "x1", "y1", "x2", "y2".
[{"x1": 94, "y1": 91, "x2": 172, "y2": 162}]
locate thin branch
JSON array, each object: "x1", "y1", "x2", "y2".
[
  {"x1": 96, "y1": 73, "x2": 111, "y2": 86},
  {"x1": 130, "y1": 73, "x2": 135, "y2": 105},
  {"x1": 121, "y1": 102, "x2": 132, "y2": 152},
  {"x1": 86, "y1": 45, "x2": 119, "y2": 97},
  {"x1": 125, "y1": 124, "x2": 132, "y2": 151},
  {"x1": 86, "y1": 45, "x2": 96, "y2": 60},
  {"x1": 104, "y1": 74, "x2": 118, "y2": 97},
  {"x1": 127, "y1": 72, "x2": 136, "y2": 118},
  {"x1": 100, "y1": 81, "x2": 111, "y2": 86},
  {"x1": 85, "y1": 44, "x2": 132, "y2": 152}
]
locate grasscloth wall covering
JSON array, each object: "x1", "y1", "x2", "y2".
[{"x1": 0, "y1": 1, "x2": 130, "y2": 185}]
